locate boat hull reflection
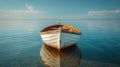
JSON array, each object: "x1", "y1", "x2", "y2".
[{"x1": 40, "y1": 43, "x2": 81, "y2": 67}]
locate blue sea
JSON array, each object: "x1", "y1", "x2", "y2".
[{"x1": 0, "y1": 19, "x2": 120, "y2": 67}]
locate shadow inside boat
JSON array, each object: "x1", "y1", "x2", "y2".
[{"x1": 40, "y1": 43, "x2": 82, "y2": 67}]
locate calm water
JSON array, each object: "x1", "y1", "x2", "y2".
[{"x1": 0, "y1": 19, "x2": 120, "y2": 67}]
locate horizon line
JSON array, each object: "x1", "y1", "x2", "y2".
[{"x1": 0, "y1": 18, "x2": 120, "y2": 20}]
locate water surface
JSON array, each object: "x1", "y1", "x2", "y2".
[{"x1": 0, "y1": 19, "x2": 120, "y2": 67}]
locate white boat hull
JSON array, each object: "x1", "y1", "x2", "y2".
[{"x1": 40, "y1": 31, "x2": 80, "y2": 49}]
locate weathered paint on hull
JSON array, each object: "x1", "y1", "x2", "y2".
[{"x1": 40, "y1": 31, "x2": 80, "y2": 49}]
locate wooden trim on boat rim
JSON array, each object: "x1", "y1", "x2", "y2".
[
  {"x1": 40, "y1": 29, "x2": 59, "y2": 34},
  {"x1": 40, "y1": 24, "x2": 82, "y2": 35}
]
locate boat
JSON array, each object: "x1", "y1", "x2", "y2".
[{"x1": 40, "y1": 23, "x2": 82, "y2": 49}]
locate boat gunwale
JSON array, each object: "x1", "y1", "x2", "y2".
[
  {"x1": 40, "y1": 30, "x2": 81, "y2": 35},
  {"x1": 40, "y1": 24, "x2": 62, "y2": 32},
  {"x1": 40, "y1": 24, "x2": 82, "y2": 35},
  {"x1": 40, "y1": 29, "x2": 60, "y2": 34}
]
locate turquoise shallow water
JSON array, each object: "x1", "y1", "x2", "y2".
[{"x1": 0, "y1": 19, "x2": 120, "y2": 67}]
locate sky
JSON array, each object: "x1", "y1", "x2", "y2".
[{"x1": 0, "y1": 0, "x2": 120, "y2": 19}]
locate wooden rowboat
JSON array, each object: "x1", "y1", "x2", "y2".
[{"x1": 40, "y1": 23, "x2": 82, "y2": 49}]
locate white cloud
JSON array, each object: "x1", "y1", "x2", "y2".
[
  {"x1": 26, "y1": 3, "x2": 33, "y2": 11},
  {"x1": 0, "y1": 3, "x2": 45, "y2": 19},
  {"x1": 0, "y1": 3, "x2": 43, "y2": 14},
  {"x1": 58, "y1": 9, "x2": 120, "y2": 19},
  {"x1": 0, "y1": 10, "x2": 40, "y2": 14},
  {"x1": 24, "y1": 3, "x2": 40, "y2": 14},
  {"x1": 88, "y1": 9, "x2": 120, "y2": 15}
]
